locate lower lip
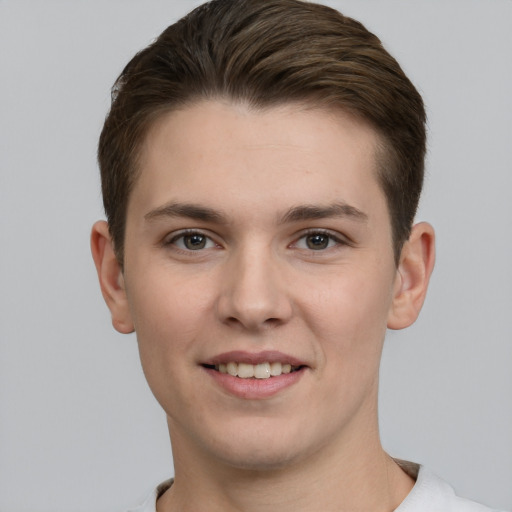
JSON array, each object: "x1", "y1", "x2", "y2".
[{"x1": 203, "y1": 367, "x2": 306, "y2": 399}]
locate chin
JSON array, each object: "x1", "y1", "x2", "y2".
[
  {"x1": 201, "y1": 421, "x2": 316, "y2": 472},
  {"x1": 214, "y1": 443, "x2": 303, "y2": 472}
]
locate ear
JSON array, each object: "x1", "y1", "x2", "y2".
[
  {"x1": 387, "y1": 222, "x2": 435, "y2": 330},
  {"x1": 90, "y1": 220, "x2": 134, "y2": 334}
]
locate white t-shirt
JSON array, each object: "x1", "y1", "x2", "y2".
[{"x1": 128, "y1": 462, "x2": 501, "y2": 512}]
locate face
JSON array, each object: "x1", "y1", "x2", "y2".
[{"x1": 115, "y1": 101, "x2": 403, "y2": 470}]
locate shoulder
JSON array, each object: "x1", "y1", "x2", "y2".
[
  {"x1": 396, "y1": 463, "x2": 503, "y2": 512},
  {"x1": 125, "y1": 470, "x2": 503, "y2": 512}
]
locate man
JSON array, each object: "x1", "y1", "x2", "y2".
[{"x1": 91, "y1": 1, "x2": 501, "y2": 510}]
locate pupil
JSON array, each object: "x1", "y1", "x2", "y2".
[
  {"x1": 307, "y1": 234, "x2": 329, "y2": 250},
  {"x1": 185, "y1": 234, "x2": 206, "y2": 250}
]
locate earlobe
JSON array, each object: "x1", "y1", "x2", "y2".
[
  {"x1": 387, "y1": 222, "x2": 436, "y2": 330},
  {"x1": 90, "y1": 220, "x2": 135, "y2": 334}
]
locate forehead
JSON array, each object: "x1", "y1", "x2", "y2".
[{"x1": 131, "y1": 100, "x2": 387, "y2": 222}]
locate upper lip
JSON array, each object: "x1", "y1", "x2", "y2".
[{"x1": 202, "y1": 350, "x2": 308, "y2": 367}]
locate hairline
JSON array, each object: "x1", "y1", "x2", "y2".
[{"x1": 115, "y1": 95, "x2": 402, "y2": 268}]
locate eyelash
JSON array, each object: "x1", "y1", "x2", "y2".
[
  {"x1": 164, "y1": 229, "x2": 349, "y2": 253},
  {"x1": 164, "y1": 230, "x2": 219, "y2": 252},
  {"x1": 292, "y1": 229, "x2": 350, "y2": 251}
]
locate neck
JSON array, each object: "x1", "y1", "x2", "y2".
[{"x1": 157, "y1": 419, "x2": 414, "y2": 512}]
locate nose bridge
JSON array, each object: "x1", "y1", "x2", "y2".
[{"x1": 216, "y1": 238, "x2": 292, "y2": 330}]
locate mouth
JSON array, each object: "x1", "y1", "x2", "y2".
[
  {"x1": 202, "y1": 361, "x2": 304, "y2": 379},
  {"x1": 201, "y1": 351, "x2": 308, "y2": 399}
]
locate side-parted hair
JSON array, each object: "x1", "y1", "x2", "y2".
[{"x1": 98, "y1": 0, "x2": 426, "y2": 266}]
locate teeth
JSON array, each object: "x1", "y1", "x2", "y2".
[
  {"x1": 270, "y1": 362, "x2": 282, "y2": 376},
  {"x1": 238, "y1": 363, "x2": 254, "y2": 378},
  {"x1": 227, "y1": 362, "x2": 238, "y2": 377},
  {"x1": 254, "y1": 362, "x2": 271, "y2": 379},
  {"x1": 214, "y1": 361, "x2": 300, "y2": 379}
]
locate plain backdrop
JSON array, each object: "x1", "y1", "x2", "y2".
[{"x1": 1, "y1": 1, "x2": 511, "y2": 511}]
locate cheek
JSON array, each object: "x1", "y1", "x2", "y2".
[
  {"x1": 302, "y1": 265, "x2": 394, "y2": 365},
  {"x1": 128, "y1": 268, "x2": 215, "y2": 335},
  {"x1": 291, "y1": 269, "x2": 394, "y2": 437},
  {"x1": 125, "y1": 272, "x2": 215, "y2": 392}
]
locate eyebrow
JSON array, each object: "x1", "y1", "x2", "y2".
[
  {"x1": 279, "y1": 202, "x2": 368, "y2": 224},
  {"x1": 144, "y1": 201, "x2": 368, "y2": 224},
  {"x1": 144, "y1": 202, "x2": 228, "y2": 224}
]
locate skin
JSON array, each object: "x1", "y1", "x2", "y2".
[{"x1": 92, "y1": 100, "x2": 435, "y2": 511}]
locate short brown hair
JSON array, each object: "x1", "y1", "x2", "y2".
[{"x1": 98, "y1": 0, "x2": 426, "y2": 265}]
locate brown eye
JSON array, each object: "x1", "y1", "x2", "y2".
[
  {"x1": 306, "y1": 233, "x2": 331, "y2": 250},
  {"x1": 183, "y1": 234, "x2": 207, "y2": 250},
  {"x1": 169, "y1": 232, "x2": 216, "y2": 251},
  {"x1": 293, "y1": 230, "x2": 345, "y2": 252}
]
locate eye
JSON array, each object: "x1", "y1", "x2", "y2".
[
  {"x1": 294, "y1": 231, "x2": 344, "y2": 251},
  {"x1": 168, "y1": 231, "x2": 217, "y2": 251}
]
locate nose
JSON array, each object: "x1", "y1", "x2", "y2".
[{"x1": 215, "y1": 244, "x2": 293, "y2": 331}]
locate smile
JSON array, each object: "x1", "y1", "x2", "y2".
[
  {"x1": 209, "y1": 362, "x2": 302, "y2": 379},
  {"x1": 201, "y1": 352, "x2": 307, "y2": 398}
]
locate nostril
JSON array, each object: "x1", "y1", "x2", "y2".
[
  {"x1": 262, "y1": 317, "x2": 285, "y2": 328},
  {"x1": 224, "y1": 316, "x2": 283, "y2": 329}
]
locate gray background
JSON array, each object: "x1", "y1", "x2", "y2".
[{"x1": 1, "y1": 1, "x2": 511, "y2": 511}]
